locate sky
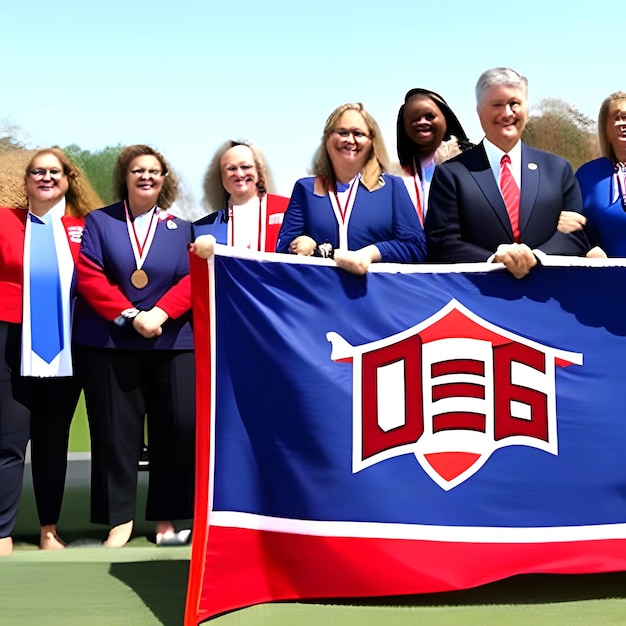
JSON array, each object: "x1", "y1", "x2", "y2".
[{"x1": 1, "y1": 1, "x2": 619, "y2": 218}]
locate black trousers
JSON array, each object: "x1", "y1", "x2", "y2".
[
  {"x1": 75, "y1": 347, "x2": 195, "y2": 526},
  {"x1": 20, "y1": 376, "x2": 81, "y2": 526},
  {"x1": 0, "y1": 322, "x2": 80, "y2": 536},
  {"x1": 0, "y1": 323, "x2": 29, "y2": 538}
]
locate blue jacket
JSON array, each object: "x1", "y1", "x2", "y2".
[
  {"x1": 276, "y1": 174, "x2": 426, "y2": 263},
  {"x1": 74, "y1": 201, "x2": 193, "y2": 350},
  {"x1": 576, "y1": 157, "x2": 626, "y2": 256}
]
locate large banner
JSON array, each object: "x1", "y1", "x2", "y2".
[{"x1": 185, "y1": 249, "x2": 626, "y2": 624}]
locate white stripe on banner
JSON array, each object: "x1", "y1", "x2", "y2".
[{"x1": 209, "y1": 510, "x2": 626, "y2": 544}]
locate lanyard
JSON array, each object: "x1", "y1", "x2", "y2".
[
  {"x1": 328, "y1": 175, "x2": 360, "y2": 250},
  {"x1": 228, "y1": 197, "x2": 266, "y2": 251},
  {"x1": 125, "y1": 200, "x2": 158, "y2": 269},
  {"x1": 412, "y1": 158, "x2": 424, "y2": 226}
]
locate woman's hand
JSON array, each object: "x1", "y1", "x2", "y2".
[
  {"x1": 289, "y1": 235, "x2": 317, "y2": 256},
  {"x1": 133, "y1": 307, "x2": 169, "y2": 338},
  {"x1": 586, "y1": 246, "x2": 608, "y2": 258},
  {"x1": 557, "y1": 212, "x2": 607, "y2": 258},
  {"x1": 558, "y1": 211, "x2": 586, "y2": 234},
  {"x1": 189, "y1": 234, "x2": 216, "y2": 259},
  {"x1": 333, "y1": 245, "x2": 381, "y2": 275}
]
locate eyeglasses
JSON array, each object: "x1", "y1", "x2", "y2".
[
  {"x1": 129, "y1": 168, "x2": 164, "y2": 177},
  {"x1": 28, "y1": 168, "x2": 64, "y2": 179},
  {"x1": 224, "y1": 164, "x2": 255, "y2": 173},
  {"x1": 334, "y1": 129, "x2": 370, "y2": 140}
]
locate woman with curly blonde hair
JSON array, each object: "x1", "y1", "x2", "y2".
[
  {"x1": 191, "y1": 140, "x2": 288, "y2": 256},
  {"x1": 0, "y1": 147, "x2": 100, "y2": 554}
]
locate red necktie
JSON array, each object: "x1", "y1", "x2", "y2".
[{"x1": 500, "y1": 154, "x2": 520, "y2": 241}]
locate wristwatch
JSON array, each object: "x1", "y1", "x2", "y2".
[{"x1": 114, "y1": 307, "x2": 140, "y2": 327}]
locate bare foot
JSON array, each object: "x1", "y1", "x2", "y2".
[
  {"x1": 0, "y1": 537, "x2": 13, "y2": 556},
  {"x1": 155, "y1": 521, "x2": 175, "y2": 544},
  {"x1": 155, "y1": 521, "x2": 175, "y2": 536},
  {"x1": 40, "y1": 525, "x2": 67, "y2": 550},
  {"x1": 103, "y1": 521, "x2": 133, "y2": 548}
]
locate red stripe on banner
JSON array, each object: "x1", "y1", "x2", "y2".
[
  {"x1": 433, "y1": 412, "x2": 486, "y2": 432},
  {"x1": 184, "y1": 253, "x2": 213, "y2": 626},
  {"x1": 432, "y1": 382, "x2": 485, "y2": 401},
  {"x1": 431, "y1": 359, "x2": 485, "y2": 377},
  {"x1": 195, "y1": 526, "x2": 626, "y2": 621}
]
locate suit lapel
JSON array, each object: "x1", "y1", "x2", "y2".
[
  {"x1": 519, "y1": 143, "x2": 539, "y2": 233},
  {"x1": 467, "y1": 144, "x2": 514, "y2": 238}
]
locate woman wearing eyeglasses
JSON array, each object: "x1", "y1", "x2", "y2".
[
  {"x1": 74, "y1": 144, "x2": 194, "y2": 547},
  {"x1": 190, "y1": 140, "x2": 288, "y2": 257},
  {"x1": 574, "y1": 92, "x2": 626, "y2": 256},
  {"x1": 276, "y1": 103, "x2": 426, "y2": 273},
  {"x1": 0, "y1": 147, "x2": 99, "y2": 554}
]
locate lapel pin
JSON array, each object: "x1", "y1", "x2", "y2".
[
  {"x1": 166, "y1": 220, "x2": 178, "y2": 230},
  {"x1": 528, "y1": 163, "x2": 538, "y2": 170}
]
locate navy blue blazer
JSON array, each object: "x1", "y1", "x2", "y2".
[
  {"x1": 276, "y1": 174, "x2": 426, "y2": 263},
  {"x1": 74, "y1": 202, "x2": 193, "y2": 351},
  {"x1": 425, "y1": 142, "x2": 589, "y2": 262}
]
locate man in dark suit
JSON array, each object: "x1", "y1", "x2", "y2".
[{"x1": 425, "y1": 67, "x2": 589, "y2": 278}]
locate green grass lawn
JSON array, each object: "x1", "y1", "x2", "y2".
[
  {"x1": 68, "y1": 393, "x2": 90, "y2": 453},
  {"x1": 12, "y1": 467, "x2": 626, "y2": 626},
  {"x1": 9, "y1": 402, "x2": 626, "y2": 625},
  {"x1": 3, "y1": 547, "x2": 626, "y2": 626}
]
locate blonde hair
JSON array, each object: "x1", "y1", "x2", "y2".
[
  {"x1": 311, "y1": 103, "x2": 390, "y2": 191},
  {"x1": 598, "y1": 91, "x2": 626, "y2": 162},
  {"x1": 202, "y1": 140, "x2": 275, "y2": 212},
  {"x1": 24, "y1": 147, "x2": 101, "y2": 217}
]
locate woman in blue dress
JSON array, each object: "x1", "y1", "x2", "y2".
[{"x1": 575, "y1": 91, "x2": 626, "y2": 256}]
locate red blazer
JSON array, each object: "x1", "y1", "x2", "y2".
[{"x1": 0, "y1": 207, "x2": 84, "y2": 323}]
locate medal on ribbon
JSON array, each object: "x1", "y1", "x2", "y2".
[{"x1": 125, "y1": 201, "x2": 159, "y2": 289}]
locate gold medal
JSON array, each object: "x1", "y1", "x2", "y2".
[{"x1": 130, "y1": 269, "x2": 149, "y2": 289}]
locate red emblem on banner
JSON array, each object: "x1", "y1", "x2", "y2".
[{"x1": 328, "y1": 299, "x2": 582, "y2": 490}]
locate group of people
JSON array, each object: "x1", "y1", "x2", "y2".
[
  {"x1": 0, "y1": 66, "x2": 623, "y2": 554},
  {"x1": 193, "y1": 67, "x2": 616, "y2": 275},
  {"x1": 0, "y1": 145, "x2": 195, "y2": 554}
]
